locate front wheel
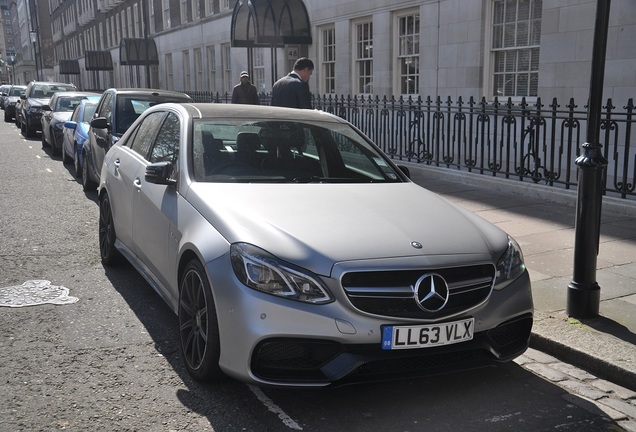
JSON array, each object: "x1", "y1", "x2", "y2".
[
  {"x1": 74, "y1": 145, "x2": 83, "y2": 177},
  {"x1": 179, "y1": 259, "x2": 223, "y2": 381},
  {"x1": 98, "y1": 193, "x2": 122, "y2": 266}
]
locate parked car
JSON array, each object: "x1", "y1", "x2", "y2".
[
  {"x1": 98, "y1": 103, "x2": 533, "y2": 387},
  {"x1": 61, "y1": 99, "x2": 99, "y2": 176},
  {"x1": 3, "y1": 85, "x2": 27, "y2": 122},
  {"x1": 14, "y1": 98, "x2": 23, "y2": 128},
  {"x1": 83, "y1": 88, "x2": 192, "y2": 191},
  {"x1": 41, "y1": 92, "x2": 100, "y2": 156},
  {"x1": 0, "y1": 84, "x2": 11, "y2": 109},
  {"x1": 19, "y1": 81, "x2": 77, "y2": 138}
]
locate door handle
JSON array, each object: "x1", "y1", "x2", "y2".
[{"x1": 134, "y1": 178, "x2": 142, "y2": 189}]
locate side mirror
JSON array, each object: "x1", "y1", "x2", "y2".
[
  {"x1": 64, "y1": 121, "x2": 77, "y2": 130},
  {"x1": 145, "y1": 161, "x2": 177, "y2": 186},
  {"x1": 42, "y1": 105, "x2": 51, "y2": 112},
  {"x1": 397, "y1": 165, "x2": 411, "y2": 179},
  {"x1": 20, "y1": 95, "x2": 25, "y2": 100},
  {"x1": 90, "y1": 117, "x2": 109, "y2": 129}
]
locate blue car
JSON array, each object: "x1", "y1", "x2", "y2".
[{"x1": 62, "y1": 99, "x2": 99, "y2": 177}]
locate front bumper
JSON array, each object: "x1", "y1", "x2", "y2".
[{"x1": 207, "y1": 255, "x2": 533, "y2": 387}]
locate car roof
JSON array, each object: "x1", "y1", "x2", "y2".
[
  {"x1": 103, "y1": 87, "x2": 191, "y2": 98},
  {"x1": 167, "y1": 103, "x2": 348, "y2": 124}
]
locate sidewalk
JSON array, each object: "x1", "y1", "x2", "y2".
[{"x1": 404, "y1": 163, "x2": 636, "y2": 392}]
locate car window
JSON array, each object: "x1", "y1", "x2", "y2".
[
  {"x1": 10, "y1": 87, "x2": 25, "y2": 96},
  {"x1": 150, "y1": 112, "x2": 180, "y2": 165},
  {"x1": 129, "y1": 111, "x2": 166, "y2": 157},
  {"x1": 82, "y1": 104, "x2": 97, "y2": 123},
  {"x1": 191, "y1": 119, "x2": 403, "y2": 183},
  {"x1": 97, "y1": 92, "x2": 113, "y2": 121}
]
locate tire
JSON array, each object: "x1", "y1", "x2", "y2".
[
  {"x1": 179, "y1": 259, "x2": 223, "y2": 381},
  {"x1": 25, "y1": 119, "x2": 36, "y2": 138},
  {"x1": 82, "y1": 155, "x2": 97, "y2": 191},
  {"x1": 41, "y1": 128, "x2": 48, "y2": 147},
  {"x1": 51, "y1": 131, "x2": 61, "y2": 156},
  {"x1": 4, "y1": 111, "x2": 10, "y2": 122},
  {"x1": 61, "y1": 139, "x2": 72, "y2": 164},
  {"x1": 98, "y1": 193, "x2": 122, "y2": 266},
  {"x1": 74, "y1": 145, "x2": 83, "y2": 177}
]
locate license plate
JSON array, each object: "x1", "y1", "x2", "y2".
[{"x1": 381, "y1": 318, "x2": 474, "y2": 350}]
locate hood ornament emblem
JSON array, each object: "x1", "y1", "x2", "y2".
[{"x1": 411, "y1": 241, "x2": 422, "y2": 249}]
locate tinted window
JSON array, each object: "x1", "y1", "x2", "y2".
[
  {"x1": 129, "y1": 111, "x2": 165, "y2": 157},
  {"x1": 191, "y1": 119, "x2": 402, "y2": 183},
  {"x1": 150, "y1": 112, "x2": 180, "y2": 164}
]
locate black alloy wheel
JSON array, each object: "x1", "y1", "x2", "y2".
[
  {"x1": 179, "y1": 259, "x2": 223, "y2": 381},
  {"x1": 51, "y1": 131, "x2": 61, "y2": 156},
  {"x1": 74, "y1": 145, "x2": 82, "y2": 177},
  {"x1": 82, "y1": 155, "x2": 97, "y2": 191},
  {"x1": 98, "y1": 193, "x2": 121, "y2": 266}
]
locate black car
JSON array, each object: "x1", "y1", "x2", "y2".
[
  {"x1": 41, "y1": 92, "x2": 100, "y2": 156},
  {"x1": 82, "y1": 88, "x2": 192, "y2": 191},
  {"x1": 3, "y1": 85, "x2": 26, "y2": 122},
  {"x1": 20, "y1": 81, "x2": 77, "y2": 137}
]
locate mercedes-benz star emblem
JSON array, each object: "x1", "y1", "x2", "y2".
[{"x1": 414, "y1": 273, "x2": 449, "y2": 312}]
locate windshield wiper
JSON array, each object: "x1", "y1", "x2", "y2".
[{"x1": 291, "y1": 176, "x2": 373, "y2": 183}]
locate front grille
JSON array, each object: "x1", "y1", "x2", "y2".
[{"x1": 342, "y1": 264, "x2": 495, "y2": 319}]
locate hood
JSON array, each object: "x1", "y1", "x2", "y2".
[
  {"x1": 52, "y1": 111, "x2": 73, "y2": 122},
  {"x1": 28, "y1": 98, "x2": 50, "y2": 107},
  {"x1": 186, "y1": 182, "x2": 508, "y2": 276}
]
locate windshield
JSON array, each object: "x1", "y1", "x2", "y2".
[
  {"x1": 82, "y1": 103, "x2": 98, "y2": 123},
  {"x1": 191, "y1": 119, "x2": 404, "y2": 184},
  {"x1": 30, "y1": 84, "x2": 76, "y2": 98},
  {"x1": 115, "y1": 95, "x2": 190, "y2": 134},
  {"x1": 9, "y1": 87, "x2": 25, "y2": 96}
]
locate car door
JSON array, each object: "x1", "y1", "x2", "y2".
[
  {"x1": 105, "y1": 111, "x2": 167, "y2": 251},
  {"x1": 132, "y1": 111, "x2": 182, "y2": 292},
  {"x1": 89, "y1": 92, "x2": 113, "y2": 177}
]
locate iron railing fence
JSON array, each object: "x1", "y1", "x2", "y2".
[{"x1": 187, "y1": 91, "x2": 636, "y2": 200}]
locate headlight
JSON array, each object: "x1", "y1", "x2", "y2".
[
  {"x1": 28, "y1": 106, "x2": 42, "y2": 114},
  {"x1": 494, "y1": 236, "x2": 526, "y2": 289},
  {"x1": 230, "y1": 243, "x2": 333, "y2": 304}
]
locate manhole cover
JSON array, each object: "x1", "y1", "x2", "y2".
[{"x1": 0, "y1": 280, "x2": 79, "y2": 307}]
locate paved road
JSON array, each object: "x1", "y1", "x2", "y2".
[{"x1": 0, "y1": 118, "x2": 634, "y2": 431}]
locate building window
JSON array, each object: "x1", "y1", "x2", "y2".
[
  {"x1": 220, "y1": 0, "x2": 231, "y2": 12},
  {"x1": 165, "y1": 53, "x2": 174, "y2": 90},
  {"x1": 183, "y1": 50, "x2": 191, "y2": 90},
  {"x1": 253, "y1": 48, "x2": 266, "y2": 93},
  {"x1": 397, "y1": 12, "x2": 419, "y2": 95},
  {"x1": 321, "y1": 26, "x2": 336, "y2": 94},
  {"x1": 207, "y1": 45, "x2": 216, "y2": 93},
  {"x1": 222, "y1": 43, "x2": 231, "y2": 93},
  {"x1": 492, "y1": 0, "x2": 542, "y2": 97},
  {"x1": 194, "y1": 48, "x2": 202, "y2": 91},
  {"x1": 355, "y1": 21, "x2": 373, "y2": 94},
  {"x1": 205, "y1": 0, "x2": 214, "y2": 16},
  {"x1": 163, "y1": 0, "x2": 171, "y2": 29},
  {"x1": 181, "y1": 0, "x2": 193, "y2": 23}
]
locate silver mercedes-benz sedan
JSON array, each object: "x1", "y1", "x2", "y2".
[{"x1": 98, "y1": 103, "x2": 533, "y2": 387}]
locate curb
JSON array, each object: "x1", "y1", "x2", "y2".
[{"x1": 530, "y1": 332, "x2": 636, "y2": 392}]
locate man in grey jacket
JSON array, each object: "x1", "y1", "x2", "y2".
[{"x1": 271, "y1": 58, "x2": 314, "y2": 109}]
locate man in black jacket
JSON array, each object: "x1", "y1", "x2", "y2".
[
  {"x1": 231, "y1": 71, "x2": 261, "y2": 105},
  {"x1": 271, "y1": 58, "x2": 314, "y2": 109}
]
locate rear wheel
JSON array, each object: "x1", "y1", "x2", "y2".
[
  {"x1": 25, "y1": 119, "x2": 36, "y2": 138},
  {"x1": 82, "y1": 155, "x2": 97, "y2": 191},
  {"x1": 98, "y1": 193, "x2": 122, "y2": 266},
  {"x1": 179, "y1": 259, "x2": 223, "y2": 381}
]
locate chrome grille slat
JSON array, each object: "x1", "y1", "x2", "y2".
[{"x1": 341, "y1": 264, "x2": 495, "y2": 319}]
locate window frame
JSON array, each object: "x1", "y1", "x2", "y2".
[
  {"x1": 486, "y1": 0, "x2": 543, "y2": 101},
  {"x1": 320, "y1": 25, "x2": 336, "y2": 94},
  {"x1": 394, "y1": 9, "x2": 420, "y2": 97},
  {"x1": 354, "y1": 19, "x2": 373, "y2": 95}
]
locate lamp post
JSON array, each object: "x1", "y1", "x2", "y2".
[
  {"x1": 8, "y1": 55, "x2": 15, "y2": 85},
  {"x1": 30, "y1": 30, "x2": 39, "y2": 81},
  {"x1": 567, "y1": 0, "x2": 611, "y2": 318}
]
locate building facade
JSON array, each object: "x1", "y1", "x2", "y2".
[{"x1": 7, "y1": 0, "x2": 636, "y2": 104}]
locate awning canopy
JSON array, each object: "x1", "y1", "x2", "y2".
[
  {"x1": 231, "y1": 0, "x2": 312, "y2": 48},
  {"x1": 59, "y1": 59, "x2": 80, "y2": 75},
  {"x1": 119, "y1": 38, "x2": 159, "y2": 66},
  {"x1": 85, "y1": 51, "x2": 114, "y2": 71}
]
